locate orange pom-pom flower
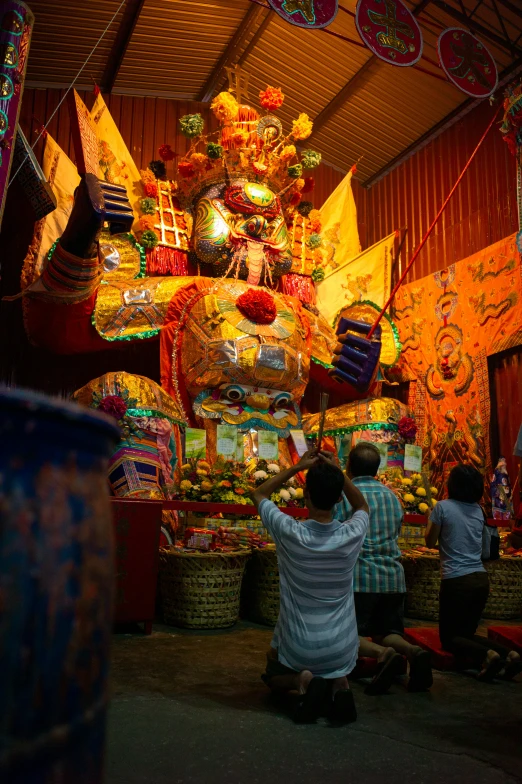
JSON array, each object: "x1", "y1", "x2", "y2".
[{"x1": 259, "y1": 86, "x2": 284, "y2": 112}]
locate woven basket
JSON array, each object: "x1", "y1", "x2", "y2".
[
  {"x1": 158, "y1": 547, "x2": 251, "y2": 629},
  {"x1": 242, "y1": 547, "x2": 280, "y2": 627},
  {"x1": 483, "y1": 557, "x2": 522, "y2": 619},
  {"x1": 402, "y1": 553, "x2": 522, "y2": 621}
]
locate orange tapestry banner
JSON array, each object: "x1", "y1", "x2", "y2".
[{"x1": 393, "y1": 233, "x2": 522, "y2": 489}]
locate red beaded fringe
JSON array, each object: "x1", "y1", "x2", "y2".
[
  {"x1": 146, "y1": 247, "x2": 189, "y2": 276},
  {"x1": 281, "y1": 273, "x2": 316, "y2": 305}
]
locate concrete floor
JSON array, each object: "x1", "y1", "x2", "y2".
[{"x1": 106, "y1": 622, "x2": 522, "y2": 784}]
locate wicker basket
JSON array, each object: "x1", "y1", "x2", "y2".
[
  {"x1": 242, "y1": 547, "x2": 280, "y2": 627},
  {"x1": 483, "y1": 558, "x2": 522, "y2": 619},
  {"x1": 402, "y1": 553, "x2": 522, "y2": 621},
  {"x1": 158, "y1": 547, "x2": 251, "y2": 629}
]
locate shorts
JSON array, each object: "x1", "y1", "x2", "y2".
[
  {"x1": 261, "y1": 652, "x2": 299, "y2": 685},
  {"x1": 355, "y1": 592, "x2": 405, "y2": 638}
]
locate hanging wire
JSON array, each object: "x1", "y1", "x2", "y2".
[{"x1": 8, "y1": 0, "x2": 127, "y2": 189}]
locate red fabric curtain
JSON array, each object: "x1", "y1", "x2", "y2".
[{"x1": 489, "y1": 347, "x2": 522, "y2": 491}]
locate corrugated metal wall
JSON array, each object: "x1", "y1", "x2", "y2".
[{"x1": 364, "y1": 100, "x2": 519, "y2": 283}]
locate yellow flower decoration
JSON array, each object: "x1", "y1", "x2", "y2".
[
  {"x1": 401, "y1": 478, "x2": 413, "y2": 486},
  {"x1": 198, "y1": 460, "x2": 211, "y2": 470},
  {"x1": 291, "y1": 113, "x2": 313, "y2": 141},
  {"x1": 211, "y1": 91, "x2": 239, "y2": 123},
  {"x1": 418, "y1": 502, "x2": 429, "y2": 514},
  {"x1": 430, "y1": 486, "x2": 438, "y2": 496},
  {"x1": 403, "y1": 493, "x2": 415, "y2": 504},
  {"x1": 190, "y1": 152, "x2": 209, "y2": 171},
  {"x1": 295, "y1": 178, "x2": 305, "y2": 191},
  {"x1": 280, "y1": 144, "x2": 297, "y2": 162},
  {"x1": 416, "y1": 487, "x2": 427, "y2": 497},
  {"x1": 201, "y1": 480, "x2": 213, "y2": 492},
  {"x1": 180, "y1": 480, "x2": 192, "y2": 491},
  {"x1": 294, "y1": 488, "x2": 304, "y2": 499},
  {"x1": 196, "y1": 468, "x2": 208, "y2": 476},
  {"x1": 431, "y1": 498, "x2": 437, "y2": 508}
]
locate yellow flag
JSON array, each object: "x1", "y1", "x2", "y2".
[
  {"x1": 90, "y1": 94, "x2": 143, "y2": 230},
  {"x1": 319, "y1": 170, "x2": 361, "y2": 272},
  {"x1": 315, "y1": 232, "x2": 396, "y2": 327},
  {"x1": 21, "y1": 134, "x2": 80, "y2": 288}
]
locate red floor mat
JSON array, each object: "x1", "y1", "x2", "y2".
[
  {"x1": 487, "y1": 626, "x2": 522, "y2": 655},
  {"x1": 403, "y1": 627, "x2": 456, "y2": 670}
]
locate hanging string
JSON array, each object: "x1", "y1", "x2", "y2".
[
  {"x1": 8, "y1": 0, "x2": 127, "y2": 189},
  {"x1": 367, "y1": 105, "x2": 502, "y2": 339}
]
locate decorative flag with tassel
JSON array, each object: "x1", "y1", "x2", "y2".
[
  {"x1": 318, "y1": 168, "x2": 361, "y2": 272},
  {"x1": 90, "y1": 94, "x2": 143, "y2": 231}
]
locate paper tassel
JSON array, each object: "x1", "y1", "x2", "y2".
[
  {"x1": 280, "y1": 273, "x2": 316, "y2": 305},
  {"x1": 146, "y1": 247, "x2": 189, "y2": 276}
]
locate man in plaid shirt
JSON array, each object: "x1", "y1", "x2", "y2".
[{"x1": 335, "y1": 442, "x2": 433, "y2": 694}]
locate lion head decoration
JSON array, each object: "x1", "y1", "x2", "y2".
[{"x1": 176, "y1": 281, "x2": 311, "y2": 437}]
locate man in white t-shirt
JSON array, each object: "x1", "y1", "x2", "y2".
[{"x1": 252, "y1": 450, "x2": 369, "y2": 724}]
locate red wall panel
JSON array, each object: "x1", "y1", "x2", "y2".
[{"x1": 364, "y1": 100, "x2": 519, "y2": 283}]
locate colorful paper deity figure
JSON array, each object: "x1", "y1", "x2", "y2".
[{"x1": 19, "y1": 77, "x2": 397, "y2": 497}]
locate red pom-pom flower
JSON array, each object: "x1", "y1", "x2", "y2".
[
  {"x1": 302, "y1": 177, "x2": 315, "y2": 194},
  {"x1": 158, "y1": 144, "x2": 177, "y2": 162},
  {"x1": 289, "y1": 192, "x2": 301, "y2": 207},
  {"x1": 144, "y1": 182, "x2": 158, "y2": 199},
  {"x1": 237, "y1": 288, "x2": 277, "y2": 324},
  {"x1": 98, "y1": 395, "x2": 127, "y2": 421},
  {"x1": 178, "y1": 160, "x2": 196, "y2": 178},
  {"x1": 398, "y1": 416, "x2": 417, "y2": 442}
]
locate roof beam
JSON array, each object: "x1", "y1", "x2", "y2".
[
  {"x1": 431, "y1": 0, "x2": 522, "y2": 56},
  {"x1": 308, "y1": 56, "x2": 378, "y2": 140},
  {"x1": 197, "y1": 4, "x2": 271, "y2": 102},
  {"x1": 100, "y1": 0, "x2": 145, "y2": 93},
  {"x1": 308, "y1": 0, "x2": 434, "y2": 140},
  {"x1": 496, "y1": 0, "x2": 522, "y2": 17}
]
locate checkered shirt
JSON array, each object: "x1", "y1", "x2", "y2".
[{"x1": 334, "y1": 476, "x2": 406, "y2": 593}]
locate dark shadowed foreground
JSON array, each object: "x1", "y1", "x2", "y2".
[{"x1": 107, "y1": 622, "x2": 521, "y2": 784}]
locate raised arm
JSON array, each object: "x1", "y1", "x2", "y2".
[{"x1": 251, "y1": 450, "x2": 318, "y2": 511}]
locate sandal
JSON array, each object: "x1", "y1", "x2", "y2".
[
  {"x1": 329, "y1": 689, "x2": 357, "y2": 724},
  {"x1": 294, "y1": 677, "x2": 328, "y2": 724},
  {"x1": 503, "y1": 658, "x2": 522, "y2": 681},
  {"x1": 408, "y1": 649, "x2": 433, "y2": 692},
  {"x1": 365, "y1": 653, "x2": 404, "y2": 696},
  {"x1": 477, "y1": 655, "x2": 505, "y2": 683}
]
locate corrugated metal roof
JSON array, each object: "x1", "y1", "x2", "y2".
[
  {"x1": 26, "y1": 0, "x2": 125, "y2": 86},
  {"x1": 115, "y1": 0, "x2": 252, "y2": 97},
  {"x1": 22, "y1": 0, "x2": 522, "y2": 180}
]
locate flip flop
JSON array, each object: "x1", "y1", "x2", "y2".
[
  {"x1": 503, "y1": 658, "x2": 522, "y2": 681},
  {"x1": 365, "y1": 653, "x2": 404, "y2": 696},
  {"x1": 294, "y1": 677, "x2": 328, "y2": 724},
  {"x1": 329, "y1": 689, "x2": 357, "y2": 724},
  {"x1": 408, "y1": 650, "x2": 433, "y2": 692},
  {"x1": 477, "y1": 655, "x2": 505, "y2": 683}
]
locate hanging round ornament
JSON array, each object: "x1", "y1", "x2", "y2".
[
  {"x1": 267, "y1": 0, "x2": 338, "y2": 29},
  {"x1": 438, "y1": 28, "x2": 497, "y2": 98},
  {"x1": 355, "y1": 0, "x2": 423, "y2": 67}
]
